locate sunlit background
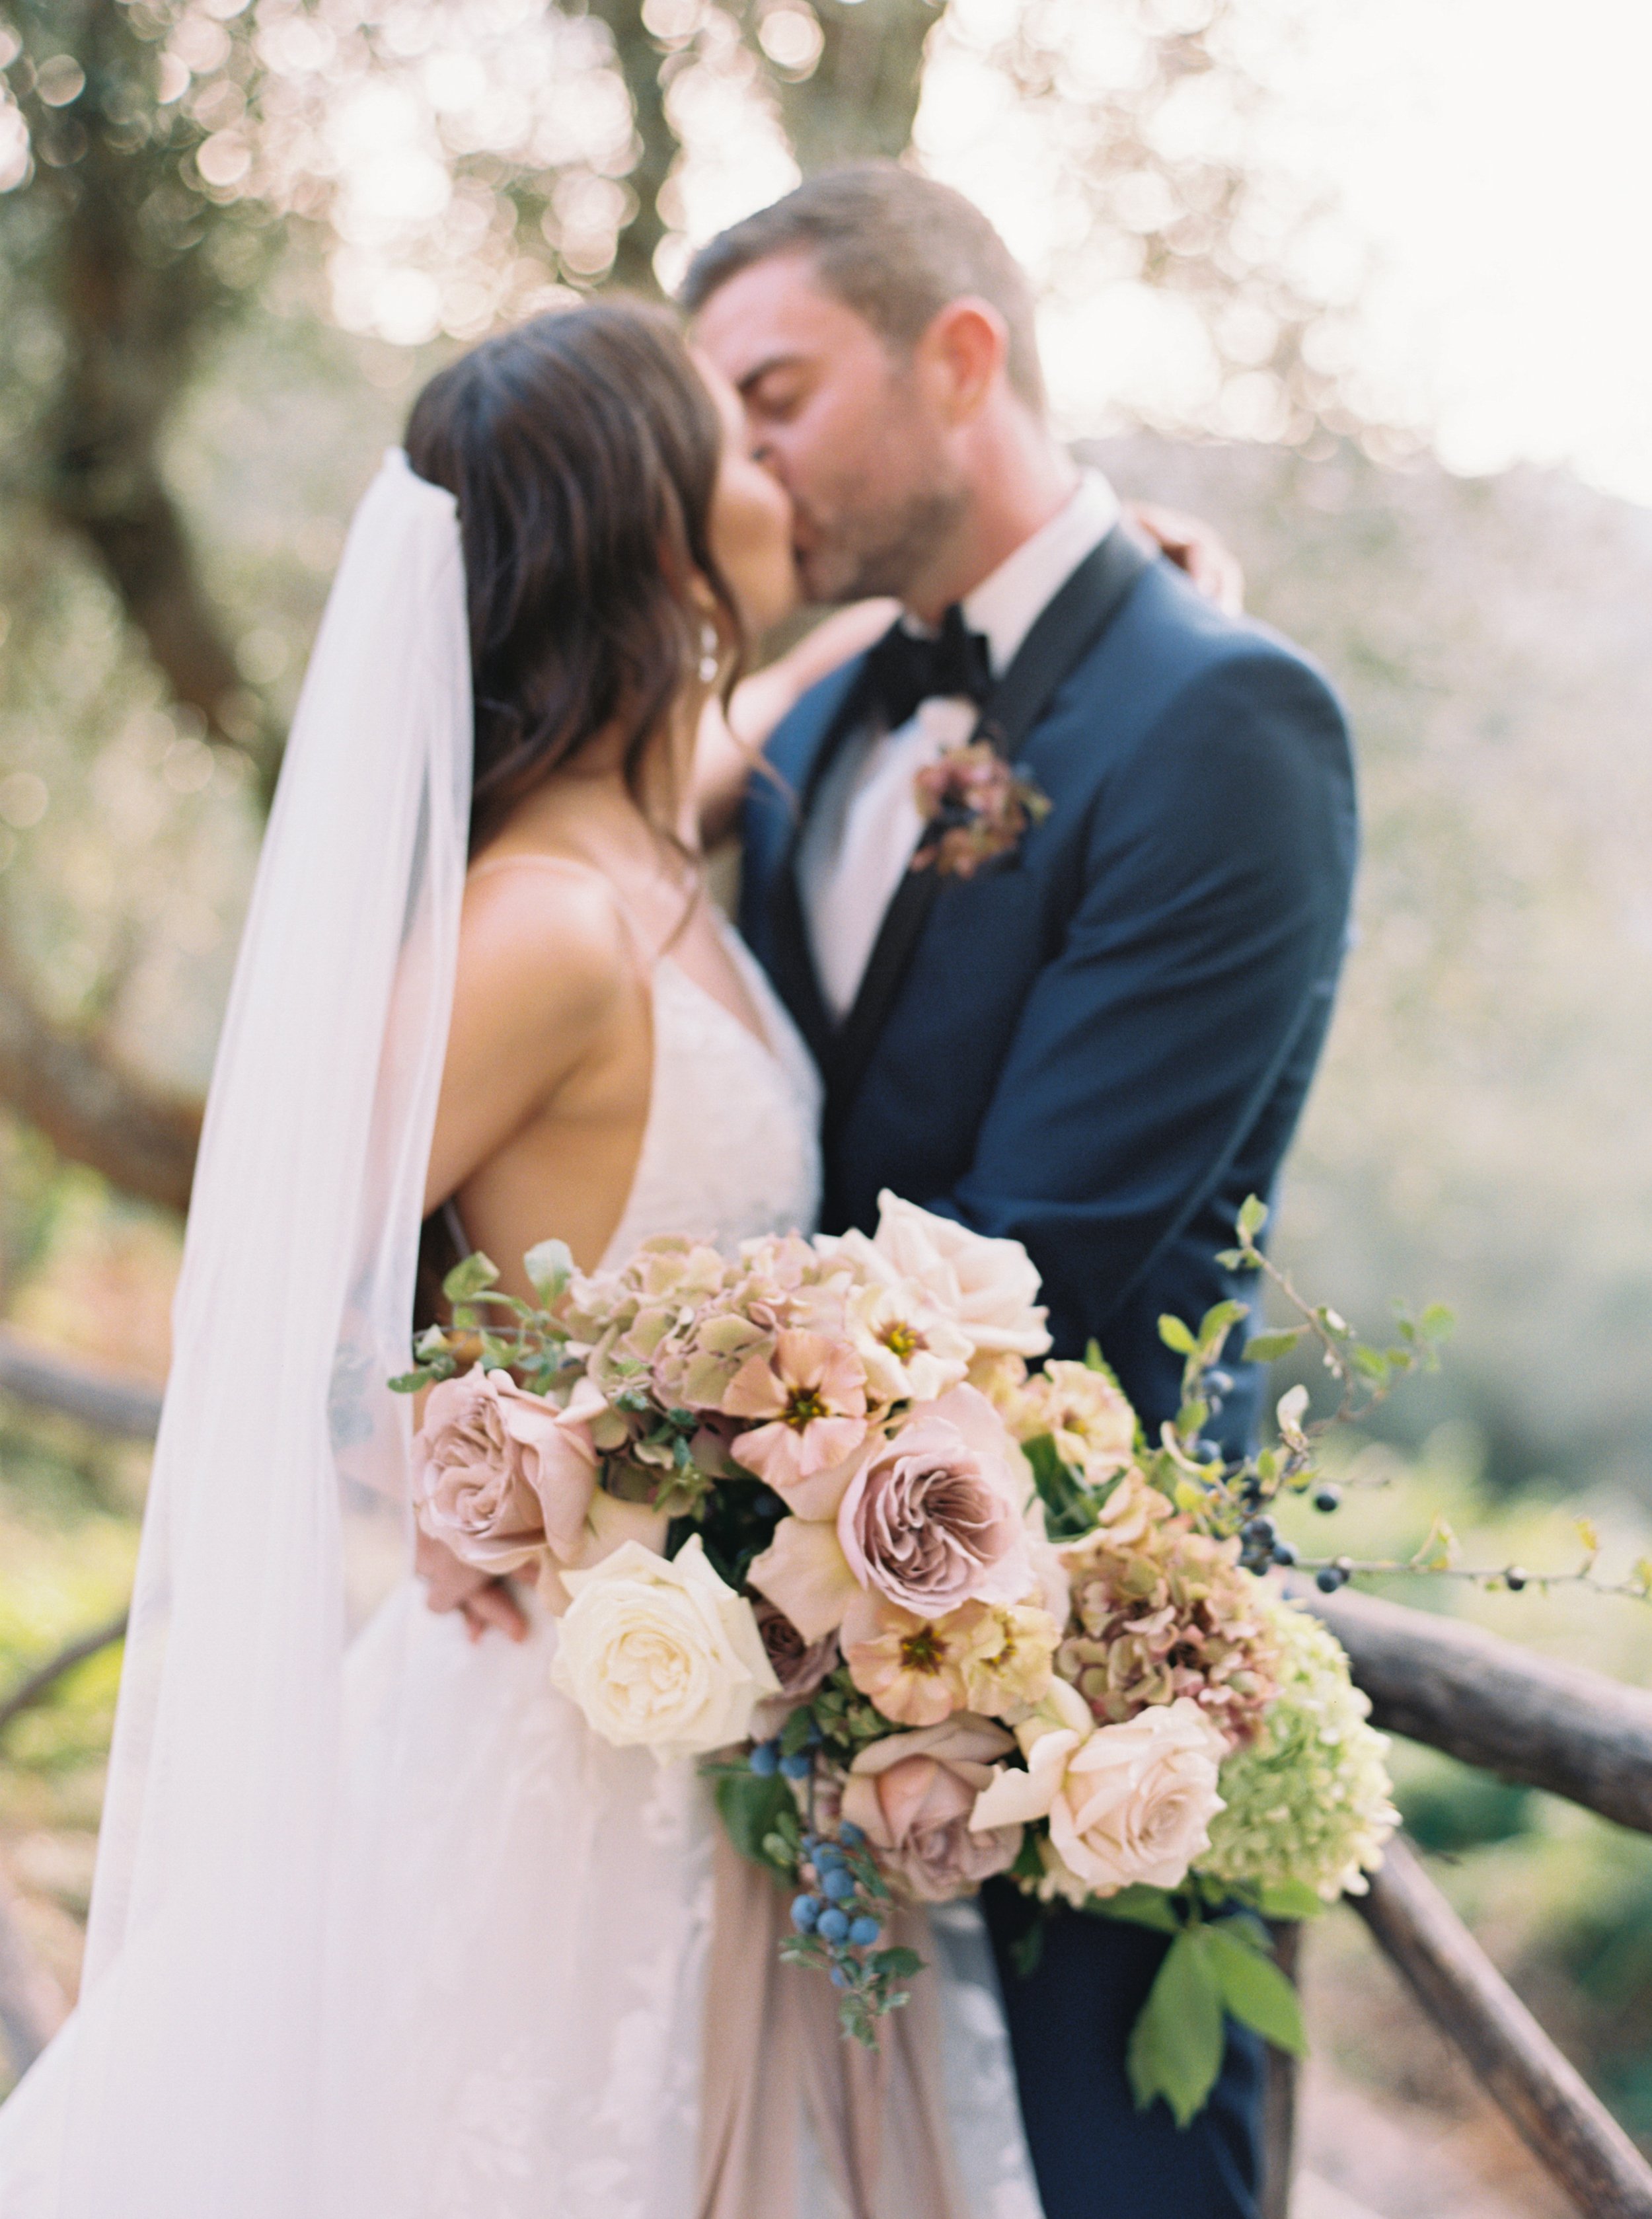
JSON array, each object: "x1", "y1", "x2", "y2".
[{"x1": 1, "y1": 0, "x2": 1651, "y2": 2206}]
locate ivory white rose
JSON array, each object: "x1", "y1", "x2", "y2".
[
  {"x1": 833, "y1": 1194, "x2": 1051, "y2": 1359},
  {"x1": 550, "y1": 1536, "x2": 779, "y2": 1764},
  {"x1": 970, "y1": 1680, "x2": 1227, "y2": 1900}
]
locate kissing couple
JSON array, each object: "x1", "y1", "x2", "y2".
[{"x1": 0, "y1": 166, "x2": 1355, "y2": 2219}]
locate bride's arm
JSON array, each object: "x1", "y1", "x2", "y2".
[
  {"x1": 694, "y1": 506, "x2": 1243, "y2": 844},
  {"x1": 418, "y1": 863, "x2": 630, "y2": 1641},
  {"x1": 696, "y1": 599, "x2": 897, "y2": 848},
  {"x1": 424, "y1": 862, "x2": 627, "y2": 1215}
]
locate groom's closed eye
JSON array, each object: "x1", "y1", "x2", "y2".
[{"x1": 739, "y1": 357, "x2": 813, "y2": 426}]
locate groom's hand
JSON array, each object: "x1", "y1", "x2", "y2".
[
  {"x1": 415, "y1": 1526, "x2": 531, "y2": 1643},
  {"x1": 1127, "y1": 500, "x2": 1246, "y2": 615}
]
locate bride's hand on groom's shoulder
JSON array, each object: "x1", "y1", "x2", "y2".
[
  {"x1": 1127, "y1": 500, "x2": 1246, "y2": 616},
  {"x1": 415, "y1": 1525, "x2": 531, "y2": 1643}
]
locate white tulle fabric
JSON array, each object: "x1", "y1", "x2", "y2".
[{"x1": 0, "y1": 451, "x2": 1044, "y2": 2219}]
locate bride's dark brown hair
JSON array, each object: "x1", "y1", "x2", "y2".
[{"x1": 406, "y1": 297, "x2": 742, "y2": 854}]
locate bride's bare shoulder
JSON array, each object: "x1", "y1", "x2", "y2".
[{"x1": 455, "y1": 852, "x2": 634, "y2": 1037}]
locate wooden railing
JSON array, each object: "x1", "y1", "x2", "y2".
[{"x1": 3, "y1": 1343, "x2": 1652, "y2": 2214}]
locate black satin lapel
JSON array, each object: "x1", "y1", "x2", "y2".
[{"x1": 823, "y1": 523, "x2": 1156, "y2": 1129}]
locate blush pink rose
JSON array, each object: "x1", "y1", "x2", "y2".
[
  {"x1": 840, "y1": 1715, "x2": 1023, "y2": 1902},
  {"x1": 413, "y1": 1368, "x2": 597, "y2": 1572},
  {"x1": 837, "y1": 1386, "x2": 1033, "y2": 1621}
]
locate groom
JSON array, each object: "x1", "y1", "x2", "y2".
[{"x1": 686, "y1": 167, "x2": 1357, "y2": 2219}]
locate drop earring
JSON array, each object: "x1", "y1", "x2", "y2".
[{"x1": 698, "y1": 622, "x2": 720, "y2": 685}]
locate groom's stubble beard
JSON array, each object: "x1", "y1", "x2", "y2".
[{"x1": 797, "y1": 479, "x2": 973, "y2": 608}]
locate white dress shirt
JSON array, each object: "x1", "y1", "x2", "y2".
[{"x1": 797, "y1": 469, "x2": 1121, "y2": 1023}]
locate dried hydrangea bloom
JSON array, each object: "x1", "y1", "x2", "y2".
[
  {"x1": 1198, "y1": 1595, "x2": 1398, "y2": 1900},
  {"x1": 1055, "y1": 1470, "x2": 1279, "y2": 1746}
]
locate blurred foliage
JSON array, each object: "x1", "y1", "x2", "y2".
[{"x1": 1100, "y1": 431, "x2": 1652, "y2": 1489}]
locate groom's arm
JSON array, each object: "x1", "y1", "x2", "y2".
[{"x1": 921, "y1": 642, "x2": 1356, "y2": 1430}]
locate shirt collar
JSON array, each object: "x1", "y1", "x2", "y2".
[{"x1": 958, "y1": 469, "x2": 1121, "y2": 677}]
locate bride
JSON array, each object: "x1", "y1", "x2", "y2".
[{"x1": 0, "y1": 299, "x2": 1045, "y2": 2218}]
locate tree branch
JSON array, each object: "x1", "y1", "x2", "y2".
[
  {"x1": 0, "y1": 1612, "x2": 130, "y2": 1743},
  {"x1": 1359, "y1": 1834, "x2": 1652, "y2": 2219},
  {"x1": 1302, "y1": 1582, "x2": 1652, "y2": 1838},
  {"x1": 0, "y1": 1329, "x2": 162, "y2": 1442},
  {"x1": 0, "y1": 927, "x2": 201, "y2": 1215}
]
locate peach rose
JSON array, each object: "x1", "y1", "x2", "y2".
[
  {"x1": 413, "y1": 1368, "x2": 598, "y2": 1573},
  {"x1": 841, "y1": 1715, "x2": 1023, "y2": 1902},
  {"x1": 837, "y1": 1386, "x2": 1033, "y2": 1620},
  {"x1": 971, "y1": 1681, "x2": 1227, "y2": 1902}
]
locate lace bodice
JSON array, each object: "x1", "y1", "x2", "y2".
[{"x1": 600, "y1": 913, "x2": 821, "y2": 1265}]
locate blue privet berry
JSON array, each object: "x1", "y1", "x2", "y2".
[
  {"x1": 817, "y1": 1907, "x2": 850, "y2": 1944},
  {"x1": 1242, "y1": 1517, "x2": 1277, "y2": 1546},
  {"x1": 837, "y1": 1823, "x2": 865, "y2": 1848},
  {"x1": 830, "y1": 1965, "x2": 853, "y2": 1988},
  {"x1": 749, "y1": 1741, "x2": 780, "y2": 1777},
  {"x1": 778, "y1": 1750, "x2": 813, "y2": 1780},
  {"x1": 1272, "y1": 1540, "x2": 1299, "y2": 1567},
  {"x1": 1316, "y1": 1565, "x2": 1347, "y2": 1594},
  {"x1": 1314, "y1": 1486, "x2": 1341, "y2": 1513},
  {"x1": 849, "y1": 1916, "x2": 882, "y2": 1947},
  {"x1": 790, "y1": 1895, "x2": 821, "y2": 1932},
  {"x1": 821, "y1": 1867, "x2": 856, "y2": 1902},
  {"x1": 814, "y1": 1843, "x2": 845, "y2": 1869}
]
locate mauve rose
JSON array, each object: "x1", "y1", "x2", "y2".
[
  {"x1": 841, "y1": 1715, "x2": 1023, "y2": 1902},
  {"x1": 413, "y1": 1368, "x2": 597, "y2": 1573},
  {"x1": 837, "y1": 1386, "x2": 1033, "y2": 1621},
  {"x1": 755, "y1": 1602, "x2": 841, "y2": 1699}
]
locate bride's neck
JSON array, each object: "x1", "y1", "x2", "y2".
[{"x1": 494, "y1": 691, "x2": 707, "y2": 867}]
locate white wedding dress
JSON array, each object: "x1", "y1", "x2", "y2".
[{"x1": 0, "y1": 911, "x2": 1045, "y2": 2219}]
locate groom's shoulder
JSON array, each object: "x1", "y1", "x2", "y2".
[{"x1": 1093, "y1": 556, "x2": 1347, "y2": 741}]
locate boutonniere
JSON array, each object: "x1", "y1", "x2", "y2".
[{"x1": 911, "y1": 742, "x2": 1051, "y2": 879}]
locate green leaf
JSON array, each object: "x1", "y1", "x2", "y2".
[
  {"x1": 1243, "y1": 1328, "x2": 1306, "y2": 1365},
  {"x1": 387, "y1": 1367, "x2": 435, "y2": 1394},
  {"x1": 1236, "y1": 1194, "x2": 1269, "y2": 1242},
  {"x1": 1351, "y1": 1345, "x2": 1390, "y2": 1382},
  {"x1": 1158, "y1": 1314, "x2": 1197, "y2": 1356},
  {"x1": 442, "y1": 1251, "x2": 500, "y2": 1304},
  {"x1": 713, "y1": 1769, "x2": 794, "y2": 1877},
  {"x1": 1256, "y1": 1878, "x2": 1330, "y2": 1922},
  {"x1": 1420, "y1": 1303, "x2": 1456, "y2": 1339},
  {"x1": 1090, "y1": 1885, "x2": 1182, "y2": 1934},
  {"x1": 1023, "y1": 1432, "x2": 1098, "y2": 1540},
  {"x1": 1215, "y1": 1248, "x2": 1247, "y2": 1271},
  {"x1": 1195, "y1": 1299, "x2": 1249, "y2": 1351},
  {"x1": 523, "y1": 1238, "x2": 574, "y2": 1304},
  {"x1": 1126, "y1": 1928, "x2": 1226, "y2": 2127},
  {"x1": 870, "y1": 1945, "x2": 923, "y2": 1981},
  {"x1": 778, "y1": 1706, "x2": 815, "y2": 1757},
  {"x1": 1205, "y1": 1926, "x2": 1308, "y2": 2056}
]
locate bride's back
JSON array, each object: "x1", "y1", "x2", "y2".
[{"x1": 403, "y1": 301, "x2": 800, "y2": 1291}]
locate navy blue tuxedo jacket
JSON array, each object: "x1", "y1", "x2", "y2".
[
  {"x1": 739, "y1": 549, "x2": 1357, "y2": 1456},
  {"x1": 741, "y1": 548, "x2": 1356, "y2": 2218}
]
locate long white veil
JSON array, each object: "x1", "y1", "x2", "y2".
[{"x1": 9, "y1": 450, "x2": 472, "y2": 2215}]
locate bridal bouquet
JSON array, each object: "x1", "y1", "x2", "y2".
[{"x1": 394, "y1": 1195, "x2": 1427, "y2": 2121}]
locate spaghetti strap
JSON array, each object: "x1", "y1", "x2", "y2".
[{"x1": 466, "y1": 852, "x2": 653, "y2": 958}]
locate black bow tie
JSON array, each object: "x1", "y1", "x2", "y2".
[{"x1": 861, "y1": 603, "x2": 993, "y2": 734}]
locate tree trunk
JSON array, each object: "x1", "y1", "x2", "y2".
[{"x1": 1359, "y1": 1835, "x2": 1652, "y2": 2219}]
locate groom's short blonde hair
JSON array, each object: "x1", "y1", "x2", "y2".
[{"x1": 680, "y1": 165, "x2": 1046, "y2": 416}]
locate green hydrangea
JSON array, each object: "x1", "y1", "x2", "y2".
[{"x1": 1197, "y1": 1594, "x2": 1398, "y2": 1902}]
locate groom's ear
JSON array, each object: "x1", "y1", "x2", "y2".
[{"x1": 915, "y1": 297, "x2": 1012, "y2": 427}]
